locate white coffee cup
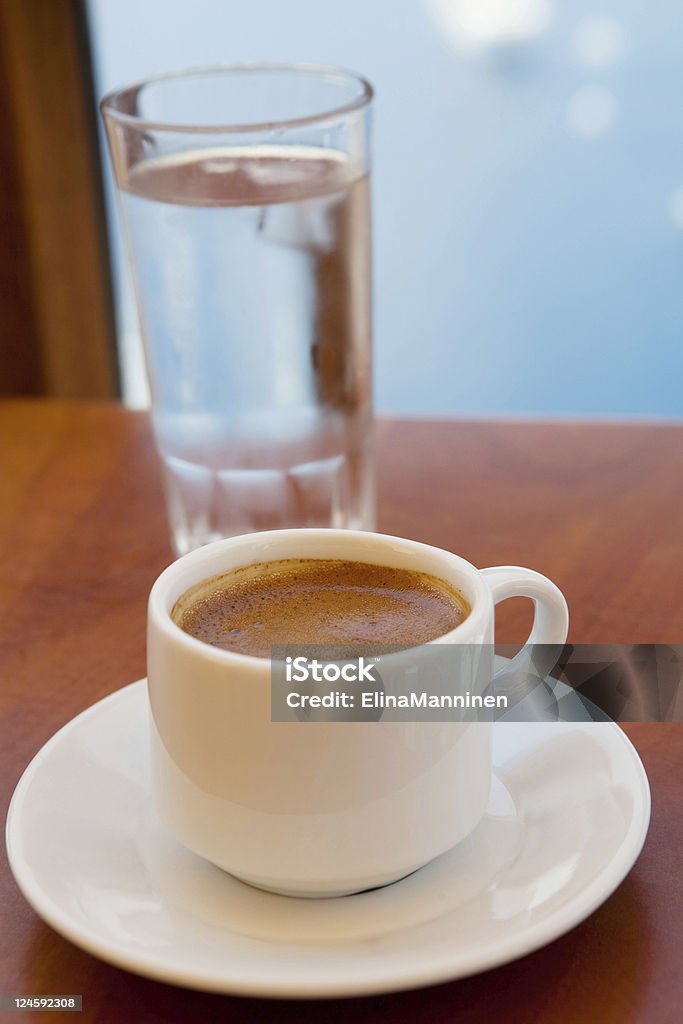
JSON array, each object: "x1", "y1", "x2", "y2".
[{"x1": 147, "y1": 529, "x2": 568, "y2": 897}]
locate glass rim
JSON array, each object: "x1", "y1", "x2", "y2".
[{"x1": 99, "y1": 62, "x2": 374, "y2": 135}]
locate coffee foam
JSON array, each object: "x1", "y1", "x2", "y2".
[{"x1": 175, "y1": 558, "x2": 469, "y2": 659}]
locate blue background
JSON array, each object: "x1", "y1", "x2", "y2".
[{"x1": 89, "y1": 0, "x2": 683, "y2": 417}]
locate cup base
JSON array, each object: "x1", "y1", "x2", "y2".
[{"x1": 226, "y1": 864, "x2": 423, "y2": 900}]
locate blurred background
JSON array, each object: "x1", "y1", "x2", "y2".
[{"x1": 1, "y1": 0, "x2": 681, "y2": 417}]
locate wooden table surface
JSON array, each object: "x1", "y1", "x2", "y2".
[{"x1": 1, "y1": 400, "x2": 681, "y2": 1023}]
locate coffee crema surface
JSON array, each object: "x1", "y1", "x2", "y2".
[{"x1": 174, "y1": 558, "x2": 469, "y2": 658}]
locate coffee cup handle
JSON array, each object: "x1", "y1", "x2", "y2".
[{"x1": 480, "y1": 566, "x2": 569, "y2": 706}]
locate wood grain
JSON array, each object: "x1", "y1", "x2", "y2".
[
  {"x1": 376, "y1": 418, "x2": 683, "y2": 644},
  {"x1": 0, "y1": 401, "x2": 681, "y2": 1023}
]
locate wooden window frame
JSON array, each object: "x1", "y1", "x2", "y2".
[{"x1": 0, "y1": 0, "x2": 118, "y2": 397}]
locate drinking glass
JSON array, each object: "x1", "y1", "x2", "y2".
[{"x1": 101, "y1": 64, "x2": 374, "y2": 554}]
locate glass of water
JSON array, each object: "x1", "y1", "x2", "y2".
[{"x1": 101, "y1": 65, "x2": 374, "y2": 555}]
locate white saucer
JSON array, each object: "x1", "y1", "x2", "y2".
[{"x1": 6, "y1": 679, "x2": 650, "y2": 999}]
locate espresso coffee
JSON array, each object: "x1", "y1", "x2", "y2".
[{"x1": 174, "y1": 558, "x2": 469, "y2": 658}]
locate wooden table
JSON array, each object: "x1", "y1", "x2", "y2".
[{"x1": 1, "y1": 400, "x2": 681, "y2": 1023}]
